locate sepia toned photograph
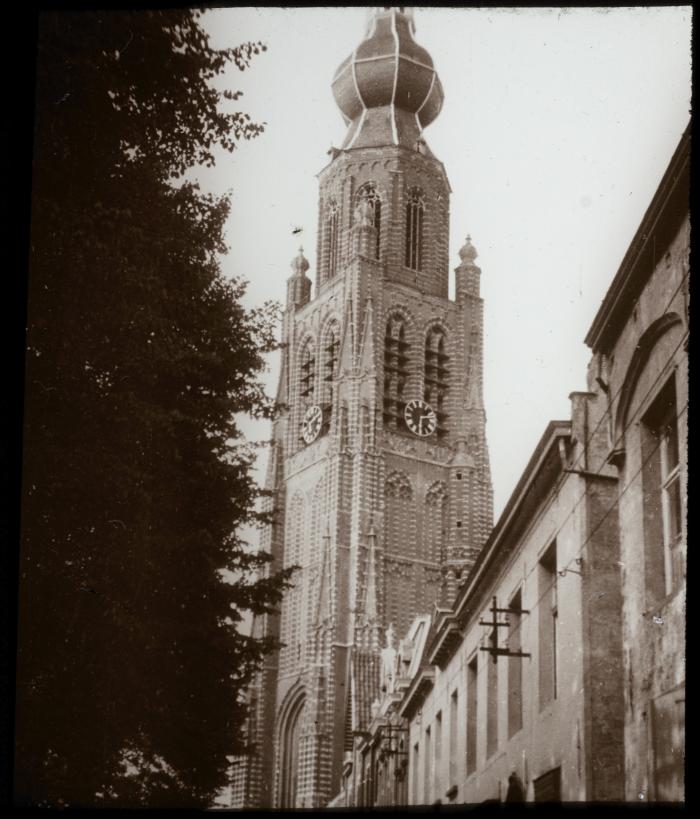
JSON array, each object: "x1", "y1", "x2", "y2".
[{"x1": 14, "y1": 4, "x2": 689, "y2": 809}]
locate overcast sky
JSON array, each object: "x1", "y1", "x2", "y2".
[{"x1": 192, "y1": 5, "x2": 691, "y2": 520}]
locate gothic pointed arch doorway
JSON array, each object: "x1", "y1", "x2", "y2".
[{"x1": 278, "y1": 688, "x2": 305, "y2": 808}]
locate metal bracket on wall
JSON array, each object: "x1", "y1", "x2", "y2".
[{"x1": 478, "y1": 595, "x2": 532, "y2": 664}]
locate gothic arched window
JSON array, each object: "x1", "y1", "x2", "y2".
[
  {"x1": 424, "y1": 326, "x2": 448, "y2": 437},
  {"x1": 405, "y1": 187, "x2": 424, "y2": 271},
  {"x1": 299, "y1": 338, "x2": 316, "y2": 406},
  {"x1": 356, "y1": 182, "x2": 382, "y2": 260},
  {"x1": 280, "y1": 691, "x2": 305, "y2": 808},
  {"x1": 384, "y1": 314, "x2": 410, "y2": 431},
  {"x1": 321, "y1": 321, "x2": 340, "y2": 425},
  {"x1": 326, "y1": 199, "x2": 339, "y2": 280}
]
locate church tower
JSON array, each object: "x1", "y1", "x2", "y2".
[{"x1": 239, "y1": 8, "x2": 493, "y2": 808}]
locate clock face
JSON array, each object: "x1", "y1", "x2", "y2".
[
  {"x1": 404, "y1": 399, "x2": 437, "y2": 437},
  {"x1": 301, "y1": 405, "x2": 323, "y2": 444}
]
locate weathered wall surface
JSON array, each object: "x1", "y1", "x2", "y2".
[
  {"x1": 585, "y1": 213, "x2": 688, "y2": 802},
  {"x1": 406, "y1": 430, "x2": 625, "y2": 804}
]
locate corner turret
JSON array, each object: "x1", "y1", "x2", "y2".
[{"x1": 286, "y1": 246, "x2": 312, "y2": 309}]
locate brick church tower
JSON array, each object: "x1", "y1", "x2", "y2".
[{"x1": 235, "y1": 7, "x2": 493, "y2": 808}]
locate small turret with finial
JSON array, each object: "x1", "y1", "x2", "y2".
[
  {"x1": 287, "y1": 246, "x2": 311, "y2": 309},
  {"x1": 455, "y1": 234, "x2": 482, "y2": 300}
]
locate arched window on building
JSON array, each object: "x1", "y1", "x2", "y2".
[
  {"x1": 384, "y1": 314, "x2": 410, "y2": 431},
  {"x1": 299, "y1": 338, "x2": 316, "y2": 407},
  {"x1": 326, "y1": 199, "x2": 339, "y2": 280},
  {"x1": 356, "y1": 182, "x2": 382, "y2": 260},
  {"x1": 321, "y1": 321, "x2": 340, "y2": 433},
  {"x1": 279, "y1": 691, "x2": 305, "y2": 808},
  {"x1": 405, "y1": 187, "x2": 424, "y2": 271},
  {"x1": 424, "y1": 326, "x2": 449, "y2": 437}
]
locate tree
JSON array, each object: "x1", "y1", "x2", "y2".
[{"x1": 16, "y1": 9, "x2": 292, "y2": 807}]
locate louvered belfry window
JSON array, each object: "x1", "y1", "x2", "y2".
[
  {"x1": 299, "y1": 339, "x2": 316, "y2": 406},
  {"x1": 405, "y1": 187, "x2": 424, "y2": 271},
  {"x1": 424, "y1": 326, "x2": 449, "y2": 437},
  {"x1": 356, "y1": 182, "x2": 381, "y2": 260},
  {"x1": 321, "y1": 322, "x2": 340, "y2": 432},
  {"x1": 383, "y1": 315, "x2": 409, "y2": 430}
]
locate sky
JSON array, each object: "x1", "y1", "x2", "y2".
[{"x1": 191, "y1": 5, "x2": 691, "y2": 521}]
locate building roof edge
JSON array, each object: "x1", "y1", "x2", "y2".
[{"x1": 584, "y1": 123, "x2": 690, "y2": 353}]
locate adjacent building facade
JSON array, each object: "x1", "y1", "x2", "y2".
[
  {"x1": 328, "y1": 615, "x2": 433, "y2": 809},
  {"x1": 326, "y1": 121, "x2": 688, "y2": 810},
  {"x1": 234, "y1": 8, "x2": 494, "y2": 808},
  {"x1": 583, "y1": 126, "x2": 688, "y2": 802},
  {"x1": 402, "y1": 411, "x2": 625, "y2": 804}
]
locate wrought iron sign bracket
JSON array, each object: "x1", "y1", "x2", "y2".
[{"x1": 479, "y1": 595, "x2": 532, "y2": 664}]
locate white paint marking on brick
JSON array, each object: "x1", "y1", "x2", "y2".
[{"x1": 390, "y1": 9, "x2": 400, "y2": 145}]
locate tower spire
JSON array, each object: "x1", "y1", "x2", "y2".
[
  {"x1": 242, "y1": 8, "x2": 494, "y2": 809},
  {"x1": 364, "y1": 7, "x2": 415, "y2": 35},
  {"x1": 332, "y1": 7, "x2": 443, "y2": 151}
]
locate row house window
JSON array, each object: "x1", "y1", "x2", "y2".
[
  {"x1": 466, "y1": 655, "x2": 478, "y2": 776},
  {"x1": 539, "y1": 540, "x2": 558, "y2": 708},
  {"x1": 642, "y1": 375, "x2": 683, "y2": 598},
  {"x1": 434, "y1": 711, "x2": 443, "y2": 797},
  {"x1": 448, "y1": 690, "x2": 458, "y2": 787},
  {"x1": 486, "y1": 631, "x2": 498, "y2": 758},
  {"x1": 424, "y1": 724, "x2": 432, "y2": 804},
  {"x1": 412, "y1": 742, "x2": 420, "y2": 804},
  {"x1": 508, "y1": 589, "x2": 524, "y2": 737}
]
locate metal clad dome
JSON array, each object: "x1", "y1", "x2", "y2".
[{"x1": 331, "y1": 8, "x2": 444, "y2": 151}]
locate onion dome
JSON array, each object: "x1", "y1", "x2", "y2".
[
  {"x1": 459, "y1": 235, "x2": 478, "y2": 264},
  {"x1": 331, "y1": 7, "x2": 444, "y2": 151}
]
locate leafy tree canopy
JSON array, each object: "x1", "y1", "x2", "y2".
[{"x1": 17, "y1": 9, "x2": 291, "y2": 808}]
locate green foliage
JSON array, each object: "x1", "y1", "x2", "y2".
[{"x1": 16, "y1": 9, "x2": 291, "y2": 808}]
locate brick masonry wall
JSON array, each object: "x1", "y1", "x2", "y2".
[{"x1": 246, "y1": 135, "x2": 493, "y2": 807}]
